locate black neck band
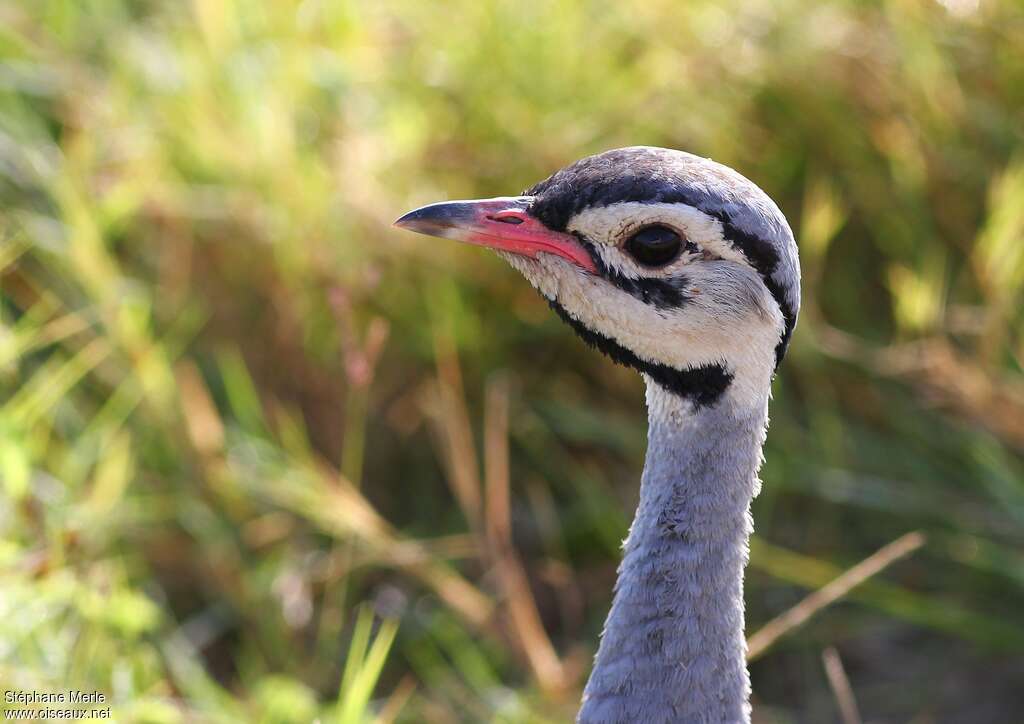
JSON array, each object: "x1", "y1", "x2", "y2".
[{"x1": 546, "y1": 298, "x2": 733, "y2": 409}]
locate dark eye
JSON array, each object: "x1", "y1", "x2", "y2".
[{"x1": 624, "y1": 225, "x2": 684, "y2": 267}]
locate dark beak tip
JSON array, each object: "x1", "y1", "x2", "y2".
[{"x1": 392, "y1": 209, "x2": 420, "y2": 229}]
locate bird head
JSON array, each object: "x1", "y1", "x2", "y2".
[{"x1": 395, "y1": 147, "x2": 800, "y2": 412}]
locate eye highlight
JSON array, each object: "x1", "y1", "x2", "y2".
[{"x1": 624, "y1": 225, "x2": 684, "y2": 267}]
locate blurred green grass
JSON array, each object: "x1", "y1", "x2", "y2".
[{"x1": 1, "y1": 0, "x2": 1023, "y2": 722}]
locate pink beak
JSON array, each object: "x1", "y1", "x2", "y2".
[{"x1": 393, "y1": 196, "x2": 597, "y2": 274}]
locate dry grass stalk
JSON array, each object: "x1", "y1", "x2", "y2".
[
  {"x1": 373, "y1": 674, "x2": 417, "y2": 724},
  {"x1": 817, "y1": 325, "x2": 1024, "y2": 449},
  {"x1": 315, "y1": 464, "x2": 494, "y2": 628},
  {"x1": 484, "y1": 375, "x2": 567, "y2": 693},
  {"x1": 176, "y1": 360, "x2": 225, "y2": 456},
  {"x1": 747, "y1": 531, "x2": 926, "y2": 660},
  {"x1": 424, "y1": 342, "x2": 568, "y2": 692},
  {"x1": 430, "y1": 333, "x2": 483, "y2": 527},
  {"x1": 484, "y1": 374, "x2": 512, "y2": 546},
  {"x1": 175, "y1": 360, "x2": 495, "y2": 628},
  {"x1": 822, "y1": 647, "x2": 863, "y2": 724}
]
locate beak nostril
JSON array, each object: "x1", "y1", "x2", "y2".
[{"x1": 488, "y1": 211, "x2": 527, "y2": 225}]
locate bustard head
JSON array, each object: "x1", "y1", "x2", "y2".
[{"x1": 396, "y1": 146, "x2": 800, "y2": 410}]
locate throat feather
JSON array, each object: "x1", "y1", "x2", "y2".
[{"x1": 545, "y1": 298, "x2": 733, "y2": 408}]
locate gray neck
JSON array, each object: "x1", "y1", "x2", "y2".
[{"x1": 578, "y1": 381, "x2": 769, "y2": 724}]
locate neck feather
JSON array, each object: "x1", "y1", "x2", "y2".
[{"x1": 578, "y1": 381, "x2": 769, "y2": 724}]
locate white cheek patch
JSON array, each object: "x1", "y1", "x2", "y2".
[
  {"x1": 566, "y1": 202, "x2": 752, "y2": 268},
  {"x1": 501, "y1": 250, "x2": 783, "y2": 410}
]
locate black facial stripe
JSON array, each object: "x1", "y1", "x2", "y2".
[
  {"x1": 538, "y1": 193, "x2": 794, "y2": 369},
  {"x1": 719, "y1": 219, "x2": 795, "y2": 367},
  {"x1": 572, "y1": 233, "x2": 690, "y2": 310},
  {"x1": 546, "y1": 298, "x2": 733, "y2": 409},
  {"x1": 764, "y1": 278, "x2": 795, "y2": 368},
  {"x1": 608, "y1": 271, "x2": 690, "y2": 310}
]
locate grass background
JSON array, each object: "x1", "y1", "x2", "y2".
[{"x1": 2, "y1": 0, "x2": 1023, "y2": 722}]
